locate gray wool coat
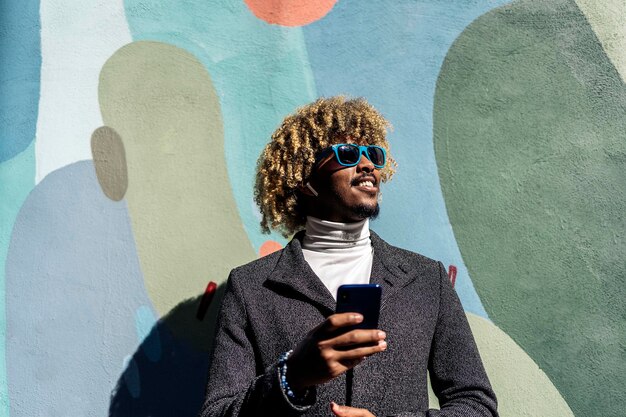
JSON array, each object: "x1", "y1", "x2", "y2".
[{"x1": 199, "y1": 231, "x2": 498, "y2": 417}]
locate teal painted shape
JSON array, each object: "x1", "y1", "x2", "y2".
[
  {"x1": 0, "y1": 0, "x2": 41, "y2": 162},
  {"x1": 302, "y1": 0, "x2": 512, "y2": 317},
  {"x1": 135, "y1": 305, "x2": 161, "y2": 362},
  {"x1": 434, "y1": 0, "x2": 626, "y2": 415},
  {"x1": 1, "y1": 4, "x2": 41, "y2": 407},
  {"x1": 123, "y1": 0, "x2": 317, "y2": 251},
  {"x1": 0, "y1": 142, "x2": 35, "y2": 416}
]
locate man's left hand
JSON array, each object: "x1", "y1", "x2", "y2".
[{"x1": 330, "y1": 401, "x2": 376, "y2": 417}]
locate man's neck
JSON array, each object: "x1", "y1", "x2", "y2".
[{"x1": 302, "y1": 216, "x2": 370, "y2": 250}]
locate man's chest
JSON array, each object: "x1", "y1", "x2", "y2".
[{"x1": 246, "y1": 281, "x2": 439, "y2": 372}]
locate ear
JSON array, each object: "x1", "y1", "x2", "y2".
[{"x1": 298, "y1": 182, "x2": 318, "y2": 197}]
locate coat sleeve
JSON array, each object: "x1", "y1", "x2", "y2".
[
  {"x1": 198, "y1": 271, "x2": 315, "y2": 417},
  {"x1": 423, "y1": 262, "x2": 498, "y2": 417}
]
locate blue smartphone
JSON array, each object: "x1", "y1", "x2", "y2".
[{"x1": 335, "y1": 284, "x2": 382, "y2": 330}]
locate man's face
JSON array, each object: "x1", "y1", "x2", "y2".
[{"x1": 307, "y1": 140, "x2": 382, "y2": 223}]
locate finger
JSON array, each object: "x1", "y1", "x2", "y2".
[
  {"x1": 330, "y1": 402, "x2": 350, "y2": 416},
  {"x1": 337, "y1": 356, "x2": 366, "y2": 369},
  {"x1": 330, "y1": 402, "x2": 342, "y2": 416},
  {"x1": 330, "y1": 402, "x2": 375, "y2": 417},
  {"x1": 322, "y1": 313, "x2": 364, "y2": 333},
  {"x1": 321, "y1": 329, "x2": 386, "y2": 348},
  {"x1": 336, "y1": 341, "x2": 387, "y2": 361}
]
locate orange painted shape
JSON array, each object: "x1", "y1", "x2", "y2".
[
  {"x1": 259, "y1": 240, "x2": 283, "y2": 257},
  {"x1": 244, "y1": 0, "x2": 338, "y2": 27}
]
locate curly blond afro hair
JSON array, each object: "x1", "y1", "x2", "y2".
[{"x1": 254, "y1": 96, "x2": 396, "y2": 237}]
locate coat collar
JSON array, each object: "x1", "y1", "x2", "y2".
[{"x1": 264, "y1": 230, "x2": 415, "y2": 315}]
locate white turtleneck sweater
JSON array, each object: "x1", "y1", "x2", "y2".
[{"x1": 301, "y1": 216, "x2": 373, "y2": 300}]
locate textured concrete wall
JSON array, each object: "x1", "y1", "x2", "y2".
[{"x1": 1, "y1": 1, "x2": 623, "y2": 416}]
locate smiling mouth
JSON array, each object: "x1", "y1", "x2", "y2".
[
  {"x1": 356, "y1": 180, "x2": 375, "y2": 188},
  {"x1": 352, "y1": 177, "x2": 378, "y2": 192}
]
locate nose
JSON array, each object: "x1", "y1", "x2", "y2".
[{"x1": 356, "y1": 150, "x2": 375, "y2": 172}]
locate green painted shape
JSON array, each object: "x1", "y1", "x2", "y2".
[
  {"x1": 434, "y1": 1, "x2": 626, "y2": 415},
  {"x1": 99, "y1": 41, "x2": 256, "y2": 317},
  {"x1": 0, "y1": 142, "x2": 35, "y2": 415},
  {"x1": 468, "y1": 313, "x2": 574, "y2": 416}
]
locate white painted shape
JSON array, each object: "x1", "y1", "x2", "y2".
[
  {"x1": 36, "y1": 0, "x2": 133, "y2": 183},
  {"x1": 575, "y1": 0, "x2": 626, "y2": 82}
]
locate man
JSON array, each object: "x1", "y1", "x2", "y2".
[{"x1": 200, "y1": 96, "x2": 498, "y2": 416}]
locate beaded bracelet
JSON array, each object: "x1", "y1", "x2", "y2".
[{"x1": 278, "y1": 350, "x2": 308, "y2": 401}]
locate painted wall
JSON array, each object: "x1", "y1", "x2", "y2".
[{"x1": 1, "y1": 1, "x2": 624, "y2": 416}]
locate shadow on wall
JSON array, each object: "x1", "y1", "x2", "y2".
[{"x1": 109, "y1": 284, "x2": 226, "y2": 417}]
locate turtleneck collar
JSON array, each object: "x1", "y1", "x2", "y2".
[{"x1": 302, "y1": 216, "x2": 370, "y2": 251}]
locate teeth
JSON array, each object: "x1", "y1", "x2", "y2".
[{"x1": 357, "y1": 181, "x2": 374, "y2": 187}]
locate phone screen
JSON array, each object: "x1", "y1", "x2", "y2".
[{"x1": 335, "y1": 284, "x2": 382, "y2": 330}]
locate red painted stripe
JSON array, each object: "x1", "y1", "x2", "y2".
[
  {"x1": 448, "y1": 265, "x2": 457, "y2": 288},
  {"x1": 196, "y1": 281, "x2": 217, "y2": 321}
]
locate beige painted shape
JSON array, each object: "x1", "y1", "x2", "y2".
[
  {"x1": 426, "y1": 372, "x2": 439, "y2": 409},
  {"x1": 99, "y1": 41, "x2": 256, "y2": 316},
  {"x1": 575, "y1": 0, "x2": 626, "y2": 82},
  {"x1": 469, "y1": 313, "x2": 572, "y2": 415},
  {"x1": 91, "y1": 126, "x2": 128, "y2": 201},
  {"x1": 429, "y1": 313, "x2": 575, "y2": 416}
]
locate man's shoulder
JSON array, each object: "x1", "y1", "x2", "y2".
[
  {"x1": 228, "y1": 246, "x2": 285, "y2": 285},
  {"x1": 372, "y1": 231, "x2": 441, "y2": 268}
]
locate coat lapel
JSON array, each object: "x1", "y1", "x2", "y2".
[
  {"x1": 264, "y1": 230, "x2": 415, "y2": 314},
  {"x1": 369, "y1": 231, "x2": 415, "y2": 309},
  {"x1": 264, "y1": 232, "x2": 336, "y2": 314}
]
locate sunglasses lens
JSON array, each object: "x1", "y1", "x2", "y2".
[
  {"x1": 336, "y1": 145, "x2": 361, "y2": 165},
  {"x1": 367, "y1": 146, "x2": 385, "y2": 167}
]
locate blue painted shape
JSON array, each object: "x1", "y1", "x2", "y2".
[
  {"x1": 0, "y1": 0, "x2": 41, "y2": 161},
  {"x1": 302, "y1": 0, "x2": 511, "y2": 317},
  {"x1": 5, "y1": 161, "x2": 156, "y2": 416},
  {"x1": 135, "y1": 305, "x2": 162, "y2": 362},
  {"x1": 124, "y1": 0, "x2": 317, "y2": 251},
  {"x1": 0, "y1": 143, "x2": 35, "y2": 417}
]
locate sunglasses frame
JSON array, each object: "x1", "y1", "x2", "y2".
[{"x1": 316, "y1": 143, "x2": 387, "y2": 169}]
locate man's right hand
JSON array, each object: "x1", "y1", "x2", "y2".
[{"x1": 286, "y1": 312, "x2": 387, "y2": 391}]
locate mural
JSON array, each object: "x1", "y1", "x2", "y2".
[
  {"x1": 433, "y1": 1, "x2": 626, "y2": 415},
  {"x1": 1, "y1": 0, "x2": 624, "y2": 416}
]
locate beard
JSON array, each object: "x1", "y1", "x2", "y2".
[
  {"x1": 352, "y1": 202, "x2": 380, "y2": 220},
  {"x1": 325, "y1": 177, "x2": 382, "y2": 221}
]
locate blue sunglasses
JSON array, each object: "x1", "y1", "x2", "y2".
[{"x1": 315, "y1": 144, "x2": 387, "y2": 169}]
